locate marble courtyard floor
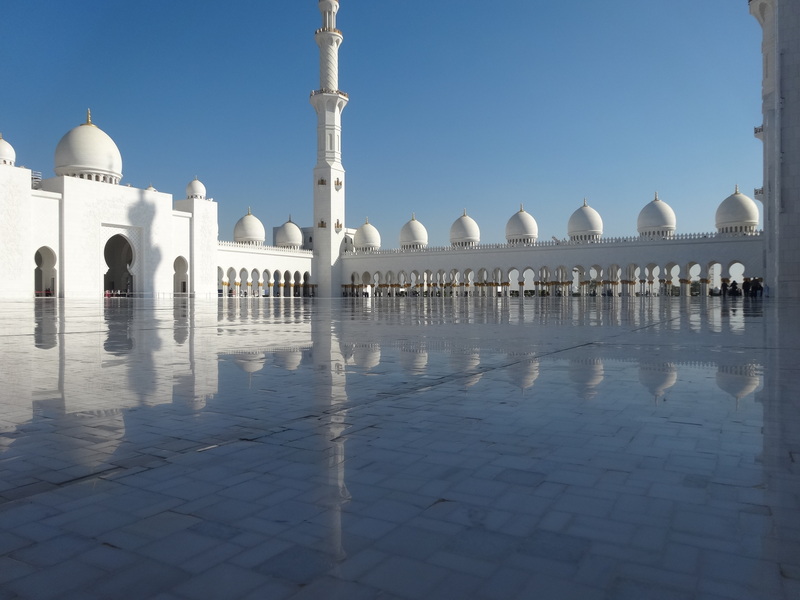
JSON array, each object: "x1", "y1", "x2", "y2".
[{"x1": 0, "y1": 296, "x2": 798, "y2": 599}]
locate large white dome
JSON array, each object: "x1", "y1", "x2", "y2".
[
  {"x1": 637, "y1": 192, "x2": 676, "y2": 237},
  {"x1": 233, "y1": 209, "x2": 266, "y2": 244},
  {"x1": 186, "y1": 178, "x2": 206, "y2": 199},
  {"x1": 275, "y1": 218, "x2": 303, "y2": 248},
  {"x1": 505, "y1": 205, "x2": 538, "y2": 244},
  {"x1": 354, "y1": 218, "x2": 381, "y2": 250},
  {"x1": 54, "y1": 111, "x2": 122, "y2": 184},
  {"x1": 0, "y1": 133, "x2": 16, "y2": 166},
  {"x1": 399, "y1": 214, "x2": 428, "y2": 249},
  {"x1": 568, "y1": 200, "x2": 603, "y2": 241},
  {"x1": 450, "y1": 210, "x2": 480, "y2": 246},
  {"x1": 715, "y1": 186, "x2": 759, "y2": 233}
]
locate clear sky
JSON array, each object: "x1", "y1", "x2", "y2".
[{"x1": 1, "y1": 1, "x2": 763, "y2": 247}]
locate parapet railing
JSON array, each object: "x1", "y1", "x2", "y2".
[
  {"x1": 344, "y1": 231, "x2": 764, "y2": 256},
  {"x1": 218, "y1": 241, "x2": 312, "y2": 255}
]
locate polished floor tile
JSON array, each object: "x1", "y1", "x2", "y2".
[{"x1": 0, "y1": 296, "x2": 798, "y2": 599}]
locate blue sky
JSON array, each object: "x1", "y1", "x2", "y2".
[{"x1": 2, "y1": 1, "x2": 762, "y2": 247}]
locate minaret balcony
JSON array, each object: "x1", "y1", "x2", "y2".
[
  {"x1": 315, "y1": 27, "x2": 343, "y2": 35},
  {"x1": 754, "y1": 125, "x2": 764, "y2": 140},
  {"x1": 311, "y1": 88, "x2": 349, "y2": 99},
  {"x1": 754, "y1": 187, "x2": 765, "y2": 200}
]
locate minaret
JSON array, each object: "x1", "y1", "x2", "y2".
[
  {"x1": 750, "y1": 0, "x2": 800, "y2": 296},
  {"x1": 310, "y1": 0, "x2": 348, "y2": 298}
]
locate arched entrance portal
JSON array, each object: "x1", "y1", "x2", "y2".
[
  {"x1": 174, "y1": 256, "x2": 189, "y2": 295},
  {"x1": 104, "y1": 234, "x2": 134, "y2": 295},
  {"x1": 34, "y1": 246, "x2": 57, "y2": 297}
]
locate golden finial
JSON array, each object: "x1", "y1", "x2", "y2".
[
  {"x1": 85, "y1": 108, "x2": 95, "y2": 126},
  {"x1": 520, "y1": 203, "x2": 524, "y2": 212},
  {"x1": 411, "y1": 212, "x2": 416, "y2": 220}
]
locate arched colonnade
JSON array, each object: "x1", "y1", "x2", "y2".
[
  {"x1": 346, "y1": 260, "x2": 759, "y2": 298},
  {"x1": 218, "y1": 266, "x2": 314, "y2": 297}
]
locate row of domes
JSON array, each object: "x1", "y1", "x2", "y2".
[
  {"x1": 1, "y1": 115, "x2": 760, "y2": 244},
  {"x1": 230, "y1": 184, "x2": 758, "y2": 251},
  {"x1": 347, "y1": 188, "x2": 758, "y2": 250}
]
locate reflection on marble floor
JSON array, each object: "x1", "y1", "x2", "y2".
[{"x1": 0, "y1": 297, "x2": 797, "y2": 599}]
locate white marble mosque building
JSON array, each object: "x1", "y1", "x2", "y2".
[{"x1": 0, "y1": 0, "x2": 796, "y2": 300}]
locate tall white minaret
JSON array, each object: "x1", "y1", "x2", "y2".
[{"x1": 310, "y1": 0, "x2": 348, "y2": 298}]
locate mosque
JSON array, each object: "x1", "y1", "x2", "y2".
[{"x1": 0, "y1": 0, "x2": 796, "y2": 299}]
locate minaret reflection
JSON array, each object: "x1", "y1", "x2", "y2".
[{"x1": 311, "y1": 300, "x2": 350, "y2": 564}]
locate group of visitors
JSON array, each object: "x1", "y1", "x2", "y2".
[{"x1": 721, "y1": 278, "x2": 764, "y2": 297}]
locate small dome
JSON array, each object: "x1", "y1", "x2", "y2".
[
  {"x1": 506, "y1": 358, "x2": 540, "y2": 391},
  {"x1": 54, "y1": 110, "x2": 122, "y2": 183},
  {"x1": 569, "y1": 358, "x2": 604, "y2": 400},
  {"x1": 715, "y1": 186, "x2": 759, "y2": 233},
  {"x1": 0, "y1": 133, "x2": 16, "y2": 166},
  {"x1": 400, "y1": 213, "x2": 428, "y2": 249},
  {"x1": 716, "y1": 364, "x2": 761, "y2": 400},
  {"x1": 450, "y1": 210, "x2": 480, "y2": 246},
  {"x1": 353, "y1": 218, "x2": 381, "y2": 251},
  {"x1": 505, "y1": 205, "x2": 539, "y2": 244},
  {"x1": 568, "y1": 200, "x2": 603, "y2": 241},
  {"x1": 235, "y1": 352, "x2": 267, "y2": 374},
  {"x1": 233, "y1": 208, "x2": 266, "y2": 244},
  {"x1": 353, "y1": 344, "x2": 381, "y2": 369},
  {"x1": 639, "y1": 362, "x2": 678, "y2": 400},
  {"x1": 400, "y1": 346, "x2": 428, "y2": 373},
  {"x1": 274, "y1": 349, "x2": 302, "y2": 371},
  {"x1": 637, "y1": 193, "x2": 676, "y2": 237},
  {"x1": 275, "y1": 218, "x2": 303, "y2": 248},
  {"x1": 186, "y1": 178, "x2": 206, "y2": 199}
]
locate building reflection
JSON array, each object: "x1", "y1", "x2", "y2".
[{"x1": 0, "y1": 295, "x2": 786, "y2": 576}]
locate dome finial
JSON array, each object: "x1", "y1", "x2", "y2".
[
  {"x1": 583, "y1": 198, "x2": 588, "y2": 207},
  {"x1": 85, "y1": 108, "x2": 94, "y2": 126},
  {"x1": 288, "y1": 214, "x2": 293, "y2": 222},
  {"x1": 463, "y1": 208, "x2": 467, "y2": 216},
  {"x1": 247, "y1": 206, "x2": 251, "y2": 215},
  {"x1": 520, "y1": 203, "x2": 524, "y2": 212},
  {"x1": 735, "y1": 184, "x2": 740, "y2": 194},
  {"x1": 654, "y1": 191, "x2": 660, "y2": 201},
  {"x1": 411, "y1": 212, "x2": 416, "y2": 221},
  {"x1": 365, "y1": 216, "x2": 369, "y2": 224}
]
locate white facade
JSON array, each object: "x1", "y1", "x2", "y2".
[
  {"x1": 0, "y1": 0, "x2": 793, "y2": 299},
  {"x1": 750, "y1": 0, "x2": 800, "y2": 297}
]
